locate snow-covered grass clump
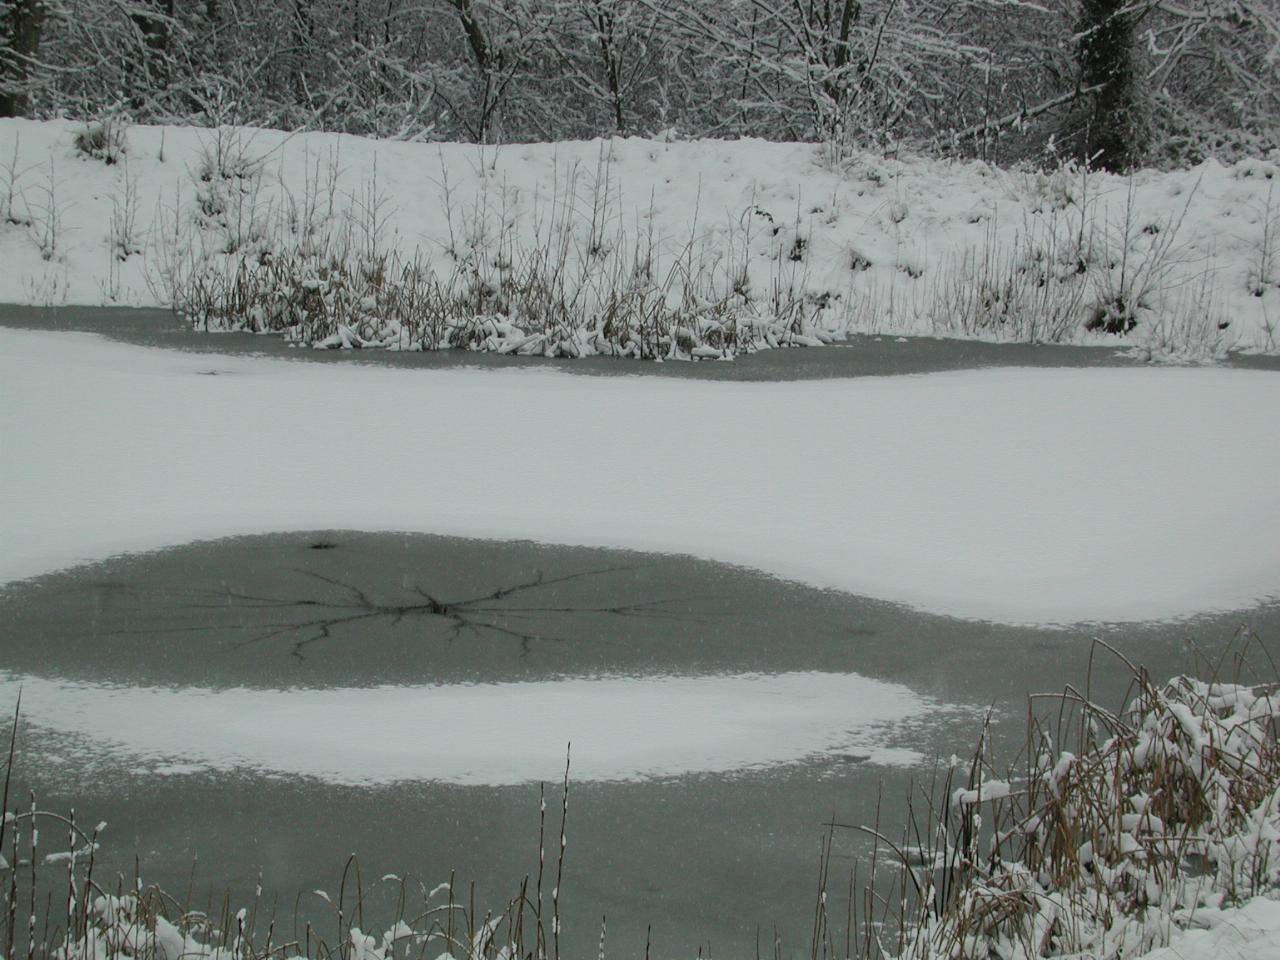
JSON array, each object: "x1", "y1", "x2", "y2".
[
  {"x1": 2, "y1": 119, "x2": 1278, "y2": 359},
  {"x1": 6, "y1": 650, "x2": 1280, "y2": 960},
  {"x1": 851, "y1": 645, "x2": 1280, "y2": 960}
]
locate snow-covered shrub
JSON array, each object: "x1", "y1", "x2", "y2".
[
  {"x1": 1247, "y1": 183, "x2": 1278, "y2": 300},
  {"x1": 109, "y1": 171, "x2": 141, "y2": 262},
  {"x1": 928, "y1": 215, "x2": 1089, "y2": 343},
  {"x1": 846, "y1": 642, "x2": 1280, "y2": 960},
  {"x1": 1, "y1": 135, "x2": 33, "y2": 227},
  {"x1": 192, "y1": 129, "x2": 269, "y2": 254},
  {"x1": 73, "y1": 120, "x2": 126, "y2": 166},
  {"x1": 1084, "y1": 176, "x2": 1202, "y2": 338},
  {"x1": 1129, "y1": 276, "x2": 1235, "y2": 364},
  {"x1": 173, "y1": 213, "x2": 833, "y2": 361}
]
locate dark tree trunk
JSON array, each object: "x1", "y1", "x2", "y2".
[
  {"x1": 293, "y1": 0, "x2": 314, "y2": 105},
  {"x1": 0, "y1": 0, "x2": 46, "y2": 118},
  {"x1": 132, "y1": 0, "x2": 175, "y2": 95},
  {"x1": 588, "y1": 5, "x2": 624, "y2": 132},
  {"x1": 1075, "y1": 0, "x2": 1142, "y2": 171},
  {"x1": 450, "y1": 0, "x2": 501, "y2": 141}
]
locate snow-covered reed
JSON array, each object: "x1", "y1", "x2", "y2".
[
  {"x1": 834, "y1": 638, "x2": 1280, "y2": 960},
  {"x1": 167, "y1": 138, "x2": 833, "y2": 360},
  {"x1": 175, "y1": 242, "x2": 832, "y2": 360},
  {"x1": 5, "y1": 120, "x2": 1279, "y2": 360}
]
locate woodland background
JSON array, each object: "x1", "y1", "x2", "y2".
[{"x1": 1, "y1": 0, "x2": 1278, "y2": 170}]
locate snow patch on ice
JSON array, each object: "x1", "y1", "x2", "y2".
[
  {"x1": 0, "y1": 670, "x2": 950, "y2": 786},
  {"x1": 3, "y1": 328, "x2": 1279, "y2": 624}
]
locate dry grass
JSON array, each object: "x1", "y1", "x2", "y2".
[{"x1": 173, "y1": 238, "x2": 828, "y2": 360}]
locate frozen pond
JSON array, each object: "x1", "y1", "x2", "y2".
[
  {"x1": 5, "y1": 532, "x2": 1278, "y2": 958},
  {"x1": 3, "y1": 307, "x2": 1280, "y2": 958}
]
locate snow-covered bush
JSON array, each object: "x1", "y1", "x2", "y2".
[
  {"x1": 175, "y1": 241, "x2": 831, "y2": 360},
  {"x1": 72, "y1": 120, "x2": 126, "y2": 166},
  {"x1": 844, "y1": 643, "x2": 1280, "y2": 960}
]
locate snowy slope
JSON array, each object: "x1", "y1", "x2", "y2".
[{"x1": 0, "y1": 119, "x2": 1276, "y2": 353}]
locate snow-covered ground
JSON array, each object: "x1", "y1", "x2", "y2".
[
  {"x1": 0, "y1": 119, "x2": 1277, "y2": 354},
  {"x1": 1144, "y1": 898, "x2": 1280, "y2": 960},
  {"x1": 3, "y1": 326, "x2": 1279, "y2": 624}
]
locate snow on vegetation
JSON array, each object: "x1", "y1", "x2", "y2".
[
  {"x1": 836, "y1": 660, "x2": 1280, "y2": 960},
  {"x1": 4, "y1": 327, "x2": 1280, "y2": 624},
  {"x1": 0, "y1": 670, "x2": 945, "y2": 785},
  {"x1": 1, "y1": 119, "x2": 1278, "y2": 359}
]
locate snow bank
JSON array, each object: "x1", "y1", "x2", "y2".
[
  {"x1": 888, "y1": 671, "x2": 1280, "y2": 959},
  {"x1": 3, "y1": 327, "x2": 1279, "y2": 624},
  {"x1": 0, "y1": 119, "x2": 1277, "y2": 353},
  {"x1": 0, "y1": 670, "x2": 942, "y2": 784}
]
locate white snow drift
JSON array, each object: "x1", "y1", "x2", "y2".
[
  {"x1": 0, "y1": 670, "x2": 940, "y2": 784},
  {"x1": 2, "y1": 327, "x2": 1279, "y2": 624}
]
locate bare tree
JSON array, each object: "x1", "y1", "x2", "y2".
[
  {"x1": 538, "y1": 0, "x2": 666, "y2": 135},
  {"x1": 130, "y1": 0, "x2": 175, "y2": 95},
  {"x1": 1139, "y1": 0, "x2": 1280, "y2": 159},
  {"x1": 0, "y1": 0, "x2": 46, "y2": 117},
  {"x1": 0, "y1": 0, "x2": 1273, "y2": 156}
]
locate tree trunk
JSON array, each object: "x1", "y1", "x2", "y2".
[
  {"x1": 450, "y1": 0, "x2": 500, "y2": 142},
  {"x1": 132, "y1": 0, "x2": 175, "y2": 94},
  {"x1": 1075, "y1": 0, "x2": 1142, "y2": 171},
  {"x1": 589, "y1": 5, "x2": 625, "y2": 133},
  {"x1": 0, "y1": 0, "x2": 46, "y2": 118},
  {"x1": 293, "y1": 0, "x2": 314, "y2": 105}
]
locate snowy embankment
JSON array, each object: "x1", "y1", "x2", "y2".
[
  {"x1": 3, "y1": 326, "x2": 1279, "y2": 625},
  {"x1": 0, "y1": 118, "x2": 1277, "y2": 356}
]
